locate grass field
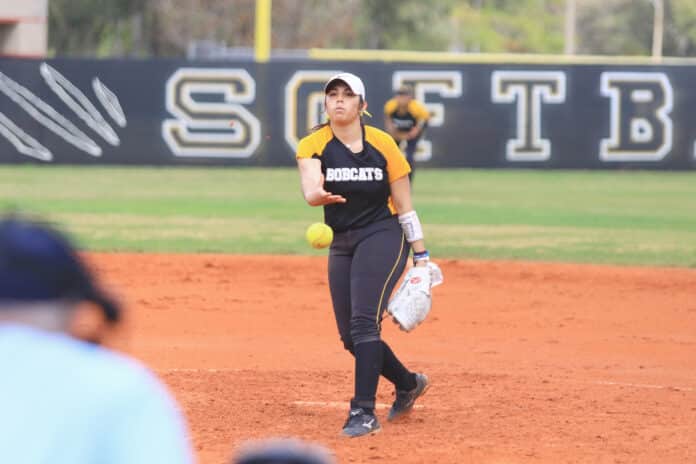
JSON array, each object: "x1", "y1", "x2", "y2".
[{"x1": 0, "y1": 166, "x2": 695, "y2": 267}]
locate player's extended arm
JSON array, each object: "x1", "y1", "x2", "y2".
[
  {"x1": 407, "y1": 104, "x2": 430, "y2": 140},
  {"x1": 297, "y1": 157, "x2": 346, "y2": 206},
  {"x1": 406, "y1": 120, "x2": 426, "y2": 140}
]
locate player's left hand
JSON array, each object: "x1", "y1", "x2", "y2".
[
  {"x1": 428, "y1": 261, "x2": 444, "y2": 287},
  {"x1": 388, "y1": 266, "x2": 431, "y2": 332},
  {"x1": 414, "y1": 261, "x2": 443, "y2": 285},
  {"x1": 406, "y1": 128, "x2": 420, "y2": 139},
  {"x1": 387, "y1": 261, "x2": 444, "y2": 332}
]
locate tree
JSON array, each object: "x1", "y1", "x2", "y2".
[
  {"x1": 575, "y1": 0, "x2": 653, "y2": 56},
  {"x1": 354, "y1": 0, "x2": 456, "y2": 50},
  {"x1": 451, "y1": 0, "x2": 565, "y2": 53},
  {"x1": 48, "y1": 0, "x2": 146, "y2": 56},
  {"x1": 46, "y1": 0, "x2": 696, "y2": 58},
  {"x1": 664, "y1": 0, "x2": 696, "y2": 56}
]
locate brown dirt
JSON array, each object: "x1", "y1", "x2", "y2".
[{"x1": 89, "y1": 253, "x2": 696, "y2": 464}]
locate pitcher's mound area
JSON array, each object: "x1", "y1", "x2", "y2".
[{"x1": 92, "y1": 254, "x2": 696, "y2": 464}]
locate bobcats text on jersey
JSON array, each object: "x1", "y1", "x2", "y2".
[{"x1": 325, "y1": 167, "x2": 384, "y2": 182}]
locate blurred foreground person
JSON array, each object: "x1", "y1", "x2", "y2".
[
  {"x1": 0, "y1": 215, "x2": 194, "y2": 464},
  {"x1": 232, "y1": 438, "x2": 335, "y2": 464}
]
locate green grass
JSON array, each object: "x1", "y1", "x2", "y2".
[{"x1": 1, "y1": 166, "x2": 695, "y2": 267}]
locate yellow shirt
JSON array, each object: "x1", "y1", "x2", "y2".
[{"x1": 383, "y1": 99, "x2": 430, "y2": 132}]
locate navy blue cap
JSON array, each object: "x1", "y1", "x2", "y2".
[
  {"x1": 233, "y1": 439, "x2": 334, "y2": 464},
  {"x1": 0, "y1": 216, "x2": 120, "y2": 323}
]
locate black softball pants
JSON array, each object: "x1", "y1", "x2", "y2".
[{"x1": 328, "y1": 215, "x2": 416, "y2": 412}]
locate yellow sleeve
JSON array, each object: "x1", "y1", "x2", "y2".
[
  {"x1": 383, "y1": 99, "x2": 398, "y2": 116},
  {"x1": 296, "y1": 136, "x2": 317, "y2": 159},
  {"x1": 296, "y1": 126, "x2": 332, "y2": 159},
  {"x1": 365, "y1": 126, "x2": 411, "y2": 182},
  {"x1": 410, "y1": 100, "x2": 430, "y2": 121}
]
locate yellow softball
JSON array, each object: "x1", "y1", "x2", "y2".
[{"x1": 305, "y1": 222, "x2": 333, "y2": 249}]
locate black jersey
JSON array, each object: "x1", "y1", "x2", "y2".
[{"x1": 296, "y1": 124, "x2": 411, "y2": 233}]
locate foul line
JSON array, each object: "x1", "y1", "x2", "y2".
[
  {"x1": 592, "y1": 380, "x2": 694, "y2": 392},
  {"x1": 293, "y1": 401, "x2": 423, "y2": 410},
  {"x1": 159, "y1": 370, "x2": 429, "y2": 409},
  {"x1": 160, "y1": 369, "x2": 695, "y2": 393}
]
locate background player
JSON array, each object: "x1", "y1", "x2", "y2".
[
  {"x1": 296, "y1": 73, "x2": 434, "y2": 437},
  {"x1": 0, "y1": 215, "x2": 194, "y2": 464},
  {"x1": 383, "y1": 85, "x2": 431, "y2": 181}
]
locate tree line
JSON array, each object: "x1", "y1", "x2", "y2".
[{"x1": 47, "y1": 0, "x2": 696, "y2": 58}]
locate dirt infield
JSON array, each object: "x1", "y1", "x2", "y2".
[{"x1": 90, "y1": 253, "x2": 696, "y2": 464}]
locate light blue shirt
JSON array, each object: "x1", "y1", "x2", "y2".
[{"x1": 0, "y1": 324, "x2": 195, "y2": 464}]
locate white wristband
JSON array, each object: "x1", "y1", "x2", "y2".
[{"x1": 398, "y1": 210, "x2": 424, "y2": 243}]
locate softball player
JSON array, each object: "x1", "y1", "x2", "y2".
[
  {"x1": 383, "y1": 85, "x2": 430, "y2": 181},
  {"x1": 296, "y1": 73, "x2": 431, "y2": 437},
  {"x1": 0, "y1": 216, "x2": 194, "y2": 464}
]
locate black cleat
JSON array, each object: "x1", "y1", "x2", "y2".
[
  {"x1": 387, "y1": 373, "x2": 430, "y2": 421},
  {"x1": 341, "y1": 408, "x2": 381, "y2": 437}
]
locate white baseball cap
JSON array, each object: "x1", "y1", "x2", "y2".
[{"x1": 324, "y1": 72, "x2": 366, "y2": 100}]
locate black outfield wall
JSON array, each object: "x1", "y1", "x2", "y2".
[{"x1": 0, "y1": 58, "x2": 694, "y2": 169}]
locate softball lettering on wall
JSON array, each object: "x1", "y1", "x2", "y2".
[
  {"x1": 599, "y1": 72, "x2": 673, "y2": 162},
  {"x1": 390, "y1": 71, "x2": 463, "y2": 162},
  {"x1": 284, "y1": 70, "x2": 341, "y2": 153},
  {"x1": 491, "y1": 71, "x2": 567, "y2": 162},
  {"x1": 0, "y1": 58, "x2": 695, "y2": 169},
  {"x1": 162, "y1": 68, "x2": 261, "y2": 159}
]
